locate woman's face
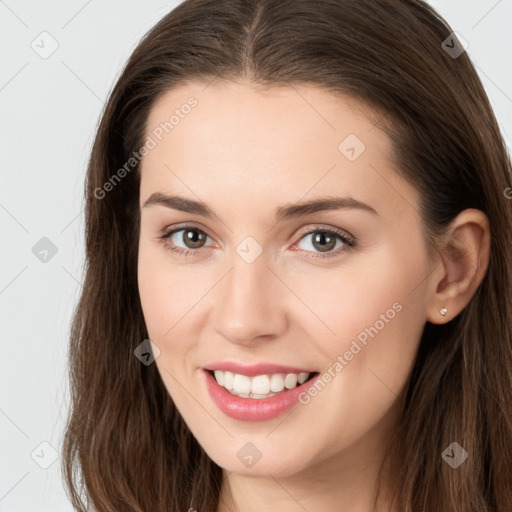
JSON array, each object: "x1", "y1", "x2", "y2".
[{"x1": 137, "y1": 80, "x2": 432, "y2": 478}]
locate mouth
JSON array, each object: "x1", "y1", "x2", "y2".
[
  {"x1": 206, "y1": 369, "x2": 318, "y2": 399},
  {"x1": 202, "y1": 366, "x2": 320, "y2": 421}
]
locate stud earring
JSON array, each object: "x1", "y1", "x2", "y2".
[{"x1": 440, "y1": 307, "x2": 448, "y2": 316}]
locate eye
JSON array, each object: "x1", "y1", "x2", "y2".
[
  {"x1": 159, "y1": 225, "x2": 214, "y2": 257},
  {"x1": 293, "y1": 227, "x2": 355, "y2": 258},
  {"x1": 158, "y1": 224, "x2": 356, "y2": 259}
]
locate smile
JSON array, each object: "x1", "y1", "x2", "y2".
[
  {"x1": 202, "y1": 363, "x2": 319, "y2": 421},
  {"x1": 212, "y1": 370, "x2": 311, "y2": 398}
]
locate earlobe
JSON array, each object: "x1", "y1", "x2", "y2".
[{"x1": 426, "y1": 209, "x2": 491, "y2": 325}]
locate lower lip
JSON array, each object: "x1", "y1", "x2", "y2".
[{"x1": 203, "y1": 369, "x2": 319, "y2": 422}]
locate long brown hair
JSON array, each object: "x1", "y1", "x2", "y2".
[{"x1": 62, "y1": 1, "x2": 512, "y2": 510}]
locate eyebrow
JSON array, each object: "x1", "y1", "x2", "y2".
[{"x1": 142, "y1": 192, "x2": 378, "y2": 221}]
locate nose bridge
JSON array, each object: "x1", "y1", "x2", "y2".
[
  {"x1": 224, "y1": 250, "x2": 273, "y2": 315},
  {"x1": 213, "y1": 248, "x2": 287, "y2": 342}
]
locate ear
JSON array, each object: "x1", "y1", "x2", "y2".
[{"x1": 426, "y1": 208, "x2": 491, "y2": 325}]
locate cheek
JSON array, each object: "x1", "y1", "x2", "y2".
[
  {"x1": 137, "y1": 241, "x2": 213, "y2": 364},
  {"x1": 288, "y1": 249, "x2": 427, "y2": 453},
  {"x1": 289, "y1": 242, "x2": 426, "y2": 349},
  {"x1": 137, "y1": 242, "x2": 188, "y2": 344},
  {"x1": 137, "y1": 247, "x2": 197, "y2": 401},
  {"x1": 287, "y1": 242, "x2": 428, "y2": 427}
]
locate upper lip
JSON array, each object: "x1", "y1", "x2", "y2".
[{"x1": 203, "y1": 361, "x2": 317, "y2": 377}]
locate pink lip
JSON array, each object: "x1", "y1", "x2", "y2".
[
  {"x1": 202, "y1": 369, "x2": 320, "y2": 422},
  {"x1": 203, "y1": 361, "x2": 315, "y2": 377}
]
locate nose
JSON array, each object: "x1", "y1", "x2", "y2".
[{"x1": 212, "y1": 253, "x2": 288, "y2": 346}]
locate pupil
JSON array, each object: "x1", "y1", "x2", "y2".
[
  {"x1": 313, "y1": 232, "x2": 335, "y2": 252},
  {"x1": 181, "y1": 230, "x2": 336, "y2": 252},
  {"x1": 184, "y1": 229, "x2": 205, "y2": 248}
]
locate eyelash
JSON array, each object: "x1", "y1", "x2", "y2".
[{"x1": 158, "y1": 224, "x2": 356, "y2": 260}]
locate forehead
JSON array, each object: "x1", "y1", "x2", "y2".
[
  {"x1": 143, "y1": 79, "x2": 386, "y2": 158},
  {"x1": 139, "y1": 80, "x2": 414, "y2": 221}
]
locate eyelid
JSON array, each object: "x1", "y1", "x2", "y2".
[
  {"x1": 160, "y1": 222, "x2": 355, "y2": 242},
  {"x1": 293, "y1": 224, "x2": 355, "y2": 244},
  {"x1": 160, "y1": 222, "x2": 217, "y2": 244},
  {"x1": 158, "y1": 223, "x2": 356, "y2": 258}
]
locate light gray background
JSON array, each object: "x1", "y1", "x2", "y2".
[{"x1": 1, "y1": 1, "x2": 511, "y2": 510}]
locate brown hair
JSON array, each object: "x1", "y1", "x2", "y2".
[{"x1": 62, "y1": 0, "x2": 512, "y2": 510}]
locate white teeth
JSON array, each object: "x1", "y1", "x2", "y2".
[
  {"x1": 270, "y1": 373, "x2": 284, "y2": 392},
  {"x1": 298, "y1": 372, "x2": 309, "y2": 384},
  {"x1": 251, "y1": 375, "x2": 270, "y2": 395},
  {"x1": 214, "y1": 370, "x2": 224, "y2": 387},
  {"x1": 250, "y1": 392, "x2": 277, "y2": 399},
  {"x1": 223, "y1": 371, "x2": 234, "y2": 390},
  {"x1": 211, "y1": 370, "x2": 312, "y2": 398},
  {"x1": 284, "y1": 373, "x2": 298, "y2": 389},
  {"x1": 233, "y1": 374, "x2": 251, "y2": 394}
]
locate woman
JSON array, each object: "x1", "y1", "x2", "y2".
[{"x1": 62, "y1": 0, "x2": 512, "y2": 511}]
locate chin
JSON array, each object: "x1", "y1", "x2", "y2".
[{"x1": 203, "y1": 441, "x2": 313, "y2": 478}]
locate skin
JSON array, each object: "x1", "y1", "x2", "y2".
[{"x1": 137, "y1": 79, "x2": 490, "y2": 512}]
